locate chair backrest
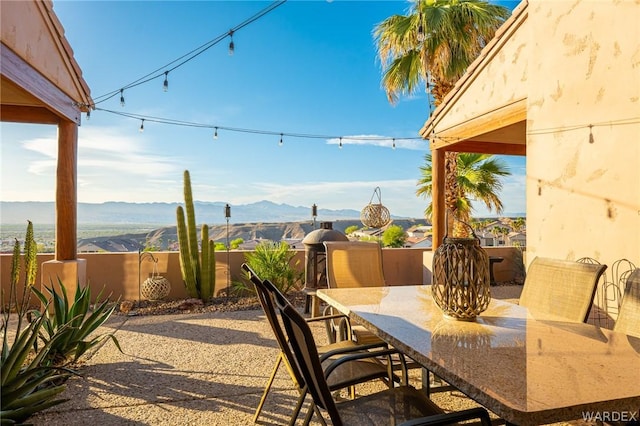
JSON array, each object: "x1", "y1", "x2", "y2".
[
  {"x1": 274, "y1": 296, "x2": 343, "y2": 425},
  {"x1": 613, "y1": 268, "x2": 640, "y2": 338},
  {"x1": 241, "y1": 263, "x2": 305, "y2": 387},
  {"x1": 324, "y1": 241, "x2": 386, "y2": 289},
  {"x1": 519, "y1": 257, "x2": 607, "y2": 322}
]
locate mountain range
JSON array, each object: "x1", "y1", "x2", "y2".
[{"x1": 0, "y1": 200, "x2": 385, "y2": 225}]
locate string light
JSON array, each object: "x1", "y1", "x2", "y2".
[
  {"x1": 88, "y1": 1, "x2": 286, "y2": 108},
  {"x1": 392, "y1": 138, "x2": 396, "y2": 150},
  {"x1": 228, "y1": 30, "x2": 235, "y2": 55},
  {"x1": 163, "y1": 72, "x2": 169, "y2": 92},
  {"x1": 94, "y1": 107, "x2": 425, "y2": 147},
  {"x1": 139, "y1": 119, "x2": 145, "y2": 132},
  {"x1": 588, "y1": 124, "x2": 594, "y2": 144},
  {"x1": 86, "y1": 109, "x2": 91, "y2": 120},
  {"x1": 339, "y1": 137, "x2": 343, "y2": 149},
  {"x1": 417, "y1": 12, "x2": 425, "y2": 42},
  {"x1": 120, "y1": 89, "x2": 125, "y2": 107}
]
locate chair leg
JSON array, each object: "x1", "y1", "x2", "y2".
[
  {"x1": 254, "y1": 352, "x2": 285, "y2": 423},
  {"x1": 288, "y1": 387, "x2": 308, "y2": 426},
  {"x1": 302, "y1": 401, "x2": 327, "y2": 426}
]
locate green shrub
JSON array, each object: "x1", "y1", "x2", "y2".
[
  {"x1": 238, "y1": 241, "x2": 303, "y2": 295},
  {"x1": 32, "y1": 280, "x2": 121, "y2": 366},
  {"x1": 382, "y1": 225, "x2": 407, "y2": 248}
]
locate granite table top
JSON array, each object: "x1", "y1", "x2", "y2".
[{"x1": 317, "y1": 285, "x2": 640, "y2": 425}]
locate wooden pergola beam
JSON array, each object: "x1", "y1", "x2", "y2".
[
  {"x1": 1, "y1": 43, "x2": 81, "y2": 124},
  {"x1": 0, "y1": 104, "x2": 61, "y2": 124}
]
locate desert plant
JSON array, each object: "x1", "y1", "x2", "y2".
[
  {"x1": 239, "y1": 241, "x2": 303, "y2": 295},
  {"x1": 176, "y1": 170, "x2": 216, "y2": 301},
  {"x1": 1, "y1": 313, "x2": 71, "y2": 424},
  {"x1": 31, "y1": 280, "x2": 121, "y2": 366},
  {"x1": 1, "y1": 221, "x2": 71, "y2": 424}
]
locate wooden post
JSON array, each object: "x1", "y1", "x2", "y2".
[
  {"x1": 55, "y1": 120, "x2": 78, "y2": 261},
  {"x1": 432, "y1": 148, "x2": 445, "y2": 251}
]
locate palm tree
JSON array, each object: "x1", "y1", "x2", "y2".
[
  {"x1": 374, "y1": 0, "x2": 509, "y2": 235},
  {"x1": 416, "y1": 153, "x2": 511, "y2": 234}
]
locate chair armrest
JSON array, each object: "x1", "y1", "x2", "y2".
[
  {"x1": 322, "y1": 348, "x2": 401, "y2": 378},
  {"x1": 305, "y1": 312, "x2": 349, "y2": 323},
  {"x1": 318, "y1": 341, "x2": 390, "y2": 362},
  {"x1": 398, "y1": 407, "x2": 492, "y2": 426}
]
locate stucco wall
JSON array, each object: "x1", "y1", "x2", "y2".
[
  {"x1": 434, "y1": 4, "x2": 529, "y2": 132},
  {"x1": 525, "y1": 0, "x2": 640, "y2": 268},
  {"x1": 0, "y1": 248, "x2": 430, "y2": 305}
]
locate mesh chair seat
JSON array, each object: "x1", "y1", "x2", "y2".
[
  {"x1": 323, "y1": 241, "x2": 387, "y2": 344},
  {"x1": 519, "y1": 257, "x2": 607, "y2": 322}
]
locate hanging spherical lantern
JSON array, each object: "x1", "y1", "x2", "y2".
[
  {"x1": 432, "y1": 230, "x2": 490, "y2": 321},
  {"x1": 360, "y1": 187, "x2": 391, "y2": 228},
  {"x1": 141, "y1": 275, "x2": 171, "y2": 301}
]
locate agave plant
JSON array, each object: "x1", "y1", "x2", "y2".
[
  {"x1": 31, "y1": 280, "x2": 121, "y2": 366},
  {"x1": 1, "y1": 302, "x2": 72, "y2": 424}
]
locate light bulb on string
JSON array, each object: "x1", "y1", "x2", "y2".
[
  {"x1": 339, "y1": 137, "x2": 343, "y2": 149},
  {"x1": 120, "y1": 89, "x2": 125, "y2": 107},
  {"x1": 417, "y1": 12, "x2": 425, "y2": 42},
  {"x1": 163, "y1": 71, "x2": 169, "y2": 92},
  {"x1": 279, "y1": 133, "x2": 283, "y2": 146},
  {"x1": 228, "y1": 30, "x2": 235, "y2": 55},
  {"x1": 392, "y1": 138, "x2": 396, "y2": 150},
  {"x1": 86, "y1": 109, "x2": 91, "y2": 120},
  {"x1": 139, "y1": 119, "x2": 145, "y2": 133},
  {"x1": 214, "y1": 127, "x2": 219, "y2": 140}
]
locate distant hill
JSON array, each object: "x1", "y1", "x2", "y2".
[
  {"x1": 0, "y1": 200, "x2": 379, "y2": 225},
  {"x1": 76, "y1": 219, "x2": 428, "y2": 252}
]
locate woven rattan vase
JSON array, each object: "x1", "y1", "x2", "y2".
[{"x1": 432, "y1": 236, "x2": 490, "y2": 321}]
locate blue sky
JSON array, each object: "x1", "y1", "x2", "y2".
[{"x1": 1, "y1": 0, "x2": 525, "y2": 219}]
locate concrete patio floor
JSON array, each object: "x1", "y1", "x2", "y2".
[{"x1": 30, "y1": 286, "x2": 589, "y2": 425}]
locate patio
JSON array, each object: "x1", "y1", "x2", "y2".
[{"x1": 27, "y1": 285, "x2": 595, "y2": 426}]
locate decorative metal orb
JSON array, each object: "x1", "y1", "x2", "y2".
[
  {"x1": 432, "y1": 237, "x2": 490, "y2": 321},
  {"x1": 141, "y1": 276, "x2": 171, "y2": 301},
  {"x1": 360, "y1": 203, "x2": 391, "y2": 228}
]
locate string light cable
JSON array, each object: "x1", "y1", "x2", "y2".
[
  {"x1": 94, "y1": 107, "x2": 425, "y2": 144},
  {"x1": 85, "y1": 1, "x2": 287, "y2": 108}
]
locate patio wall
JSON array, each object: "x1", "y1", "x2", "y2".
[
  {"x1": 524, "y1": 0, "x2": 639, "y2": 268},
  {"x1": 422, "y1": 246, "x2": 523, "y2": 285},
  {"x1": 0, "y1": 247, "x2": 450, "y2": 305}
]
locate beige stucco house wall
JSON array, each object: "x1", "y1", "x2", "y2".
[{"x1": 525, "y1": 0, "x2": 639, "y2": 265}]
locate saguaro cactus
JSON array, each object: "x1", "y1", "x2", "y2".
[{"x1": 176, "y1": 170, "x2": 216, "y2": 301}]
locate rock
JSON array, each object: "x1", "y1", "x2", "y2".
[
  {"x1": 119, "y1": 300, "x2": 134, "y2": 314},
  {"x1": 178, "y1": 298, "x2": 204, "y2": 310}
]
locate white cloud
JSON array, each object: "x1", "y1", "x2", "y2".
[
  {"x1": 326, "y1": 134, "x2": 427, "y2": 151},
  {"x1": 21, "y1": 126, "x2": 179, "y2": 179}
]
